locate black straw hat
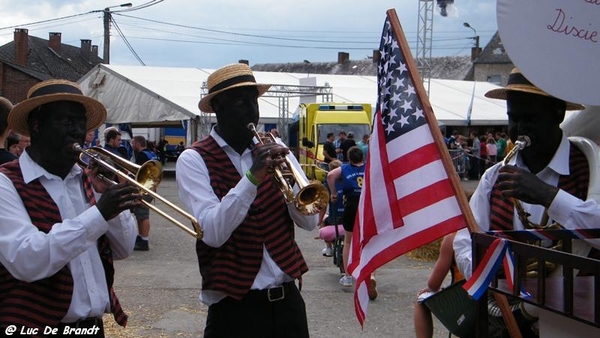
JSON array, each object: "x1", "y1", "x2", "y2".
[
  {"x1": 8, "y1": 79, "x2": 106, "y2": 136},
  {"x1": 198, "y1": 63, "x2": 271, "y2": 113},
  {"x1": 485, "y1": 68, "x2": 584, "y2": 111}
]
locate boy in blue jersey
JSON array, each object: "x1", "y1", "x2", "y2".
[{"x1": 327, "y1": 146, "x2": 378, "y2": 299}]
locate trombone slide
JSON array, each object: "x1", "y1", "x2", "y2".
[{"x1": 75, "y1": 144, "x2": 203, "y2": 239}]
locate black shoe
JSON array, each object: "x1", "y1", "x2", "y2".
[{"x1": 134, "y1": 236, "x2": 149, "y2": 251}]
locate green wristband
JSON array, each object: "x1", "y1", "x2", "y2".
[{"x1": 245, "y1": 170, "x2": 259, "y2": 186}]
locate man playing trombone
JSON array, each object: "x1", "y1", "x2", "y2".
[
  {"x1": 176, "y1": 63, "x2": 319, "y2": 338},
  {"x1": 0, "y1": 79, "x2": 141, "y2": 337}
]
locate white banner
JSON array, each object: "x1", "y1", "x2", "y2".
[{"x1": 497, "y1": 0, "x2": 600, "y2": 105}]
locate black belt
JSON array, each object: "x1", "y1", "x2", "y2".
[
  {"x1": 59, "y1": 317, "x2": 103, "y2": 329},
  {"x1": 245, "y1": 281, "x2": 295, "y2": 302}
]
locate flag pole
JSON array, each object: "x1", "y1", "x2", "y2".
[{"x1": 386, "y1": 9, "x2": 479, "y2": 233}]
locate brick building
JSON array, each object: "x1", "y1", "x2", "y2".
[
  {"x1": 466, "y1": 31, "x2": 515, "y2": 86},
  {"x1": 0, "y1": 28, "x2": 103, "y2": 103}
]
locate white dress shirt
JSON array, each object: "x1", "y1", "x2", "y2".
[
  {"x1": 0, "y1": 150, "x2": 136, "y2": 322},
  {"x1": 454, "y1": 134, "x2": 600, "y2": 278},
  {"x1": 176, "y1": 127, "x2": 318, "y2": 305}
]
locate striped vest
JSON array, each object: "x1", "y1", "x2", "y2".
[
  {"x1": 0, "y1": 161, "x2": 127, "y2": 330},
  {"x1": 490, "y1": 142, "x2": 589, "y2": 231},
  {"x1": 192, "y1": 136, "x2": 308, "y2": 299}
]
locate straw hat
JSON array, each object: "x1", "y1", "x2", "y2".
[
  {"x1": 198, "y1": 63, "x2": 271, "y2": 113},
  {"x1": 485, "y1": 68, "x2": 584, "y2": 111},
  {"x1": 8, "y1": 79, "x2": 107, "y2": 137}
]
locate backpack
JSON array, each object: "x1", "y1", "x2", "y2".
[{"x1": 141, "y1": 150, "x2": 159, "y2": 161}]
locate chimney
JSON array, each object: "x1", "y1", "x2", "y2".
[
  {"x1": 80, "y1": 39, "x2": 92, "y2": 60},
  {"x1": 337, "y1": 52, "x2": 349, "y2": 64},
  {"x1": 14, "y1": 28, "x2": 28, "y2": 66},
  {"x1": 372, "y1": 49, "x2": 381, "y2": 63},
  {"x1": 238, "y1": 59, "x2": 249, "y2": 65},
  {"x1": 49, "y1": 32, "x2": 61, "y2": 53},
  {"x1": 91, "y1": 45, "x2": 99, "y2": 57},
  {"x1": 470, "y1": 47, "x2": 482, "y2": 61}
]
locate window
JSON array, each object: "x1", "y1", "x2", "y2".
[{"x1": 487, "y1": 75, "x2": 501, "y2": 85}]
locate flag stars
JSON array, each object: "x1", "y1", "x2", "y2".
[
  {"x1": 390, "y1": 91, "x2": 402, "y2": 105},
  {"x1": 398, "y1": 62, "x2": 407, "y2": 74},
  {"x1": 405, "y1": 84, "x2": 415, "y2": 96},
  {"x1": 392, "y1": 77, "x2": 405, "y2": 91},
  {"x1": 413, "y1": 108, "x2": 424, "y2": 120},
  {"x1": 385, "y1": 120, "x2": 396, "y2": 134},
  {"x1": 398, "y1": 114, "x2": 410, "y2": 127},
  {"x1": 382, "y1": 85, "x2": 391, "y2": 98},
  {"x1": 380, "y1": 48, "x2": 388, "y2": 62},
  {"x1": 388, "y1": 106, "x2": 399, "y2": 121},
  {"x1": 401, "y1": 99, "x2": 413, "y2": 113}
]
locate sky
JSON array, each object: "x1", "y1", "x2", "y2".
[{"x1": 0, "y1": 0, "x2": 498, "y2": 69}]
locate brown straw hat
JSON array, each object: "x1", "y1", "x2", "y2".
[
  {"x1": 8, "y1": 79, "x2": 107, "y2": 137},
  {"x1": 198, "y1": 63, "x2": 271, "y2": 113},
  {"x1": 485, "y1": 68, "x2": 584, "y2": 111}
]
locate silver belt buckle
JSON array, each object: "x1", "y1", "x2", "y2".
[{"x1": 267, "y1": 285, "x2": 285, "y2": 302}]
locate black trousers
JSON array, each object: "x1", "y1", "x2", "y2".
[{"x1": 204, "y1": 282, "x2": 309, "y2": 338}]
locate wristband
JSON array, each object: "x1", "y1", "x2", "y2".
[{"x1": 245, "y1": 170, "x2": 260, "y2": 186}]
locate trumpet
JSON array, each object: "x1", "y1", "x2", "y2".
[
  {"x1": 502, "y1": 135, "x2": 561, "y2": 230},
  {"x1": 247, "y1": 123, "x2": 329, "y2": 215},
  {"x1": 74, "y1": 144, "x2": 203, "y2": 239},
  {"x1": 501, "y1": 136, "x2": 561, "y2": 276},
  {"x1": 502, "y1": 135, "x2": 530, "y2": 166}
]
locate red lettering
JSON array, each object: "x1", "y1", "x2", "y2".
[{"x1": 547, "y1": 9, "x2": 598, "y2": 43}]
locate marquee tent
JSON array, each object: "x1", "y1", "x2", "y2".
[{"x1": 78, "y1": 64, "x2": 508, "y2": 141}]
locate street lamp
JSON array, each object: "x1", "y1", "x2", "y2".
[
  {"x1": 103, "y1": 2, "x2": 133, "y2": 64},
  {"x1": 463, "y1": 22, "x2": 480, "y2": 50},
  {"x1": 463, "y1": 22, "x2": 480, "y2": 61},
  {"x1": 303, "y1": 59, "x2": 312, "y2": 77},
  {"x1": 463, "y1": 23, "x2": 478, "y2": 130}
]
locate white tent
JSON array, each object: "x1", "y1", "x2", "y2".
[{"x1": 78, "y1": 64, "x2": 508, "y2": 141}]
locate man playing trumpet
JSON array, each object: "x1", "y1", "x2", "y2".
[
  {"x1": 176, "y1": 63, "x2": 318, "y2": 338},
  {"x1": 0, "y1": 79, "x2": 140, "y2": 337},
  {"x1": 453, "y1": 69, "x2": 600, "y2": 335}
]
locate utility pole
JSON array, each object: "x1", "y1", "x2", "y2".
[
  {"x1": 103, "y1": 8, "x2": 110, "y2": 64},
  {"x1": 102, "y1": 3, "x2": 132, "y2": 64},
  {"x1": 463, "y1": 22, "x2": 480, "y2": 61}
]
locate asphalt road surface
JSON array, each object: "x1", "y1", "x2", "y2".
[{"x1": 103, "y1": 172, "x2": 479, "y2": 337}]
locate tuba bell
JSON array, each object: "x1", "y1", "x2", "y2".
[{"x1": 247, "y1": 123, "x2": 329, "y2": 215}]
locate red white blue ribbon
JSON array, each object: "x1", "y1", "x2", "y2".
[{"x1": 463, "y1": 238, "x2": 530, "y2": 300}]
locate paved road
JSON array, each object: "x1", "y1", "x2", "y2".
[{"x1": 104, "y1": 172, "x2": 479, "y2": 337}]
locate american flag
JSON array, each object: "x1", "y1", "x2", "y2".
[{"x1": 347, "y1": 10, "x2": 471, "y2": 326}]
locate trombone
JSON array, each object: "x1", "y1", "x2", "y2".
[{"x1": 74, "y1": 144, "x2": 203, "y2": 239}]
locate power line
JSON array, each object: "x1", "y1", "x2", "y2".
[
  {"x1": 0, "y1": 12, "x2": 94, "y2": 31},
  {"x1": 111, "y1": 16, "x2": 145, "y2": 65},
  {"x1": 112, "y1": 18, "x2": 478, "y2": 49},
  {"x1": 0, "y1": 5, "x2": 495, "y2": 64}
]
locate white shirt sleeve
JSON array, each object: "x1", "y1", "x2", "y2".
[
  {"x1": 548, "y1": 190, "x2": 600, "y2": 249},
  {"x1": 105, "y1": 210, "x2": 137, "y2": 260},
  {"x1": 453, "y1": 164, "x2": 498, "y2": 279},
  {"x1": 176, "y1": 149, "x2": 258, "y2": 247},
  {"x1": 0, "y1": 173, "x2": 117, "y2": 282}
]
